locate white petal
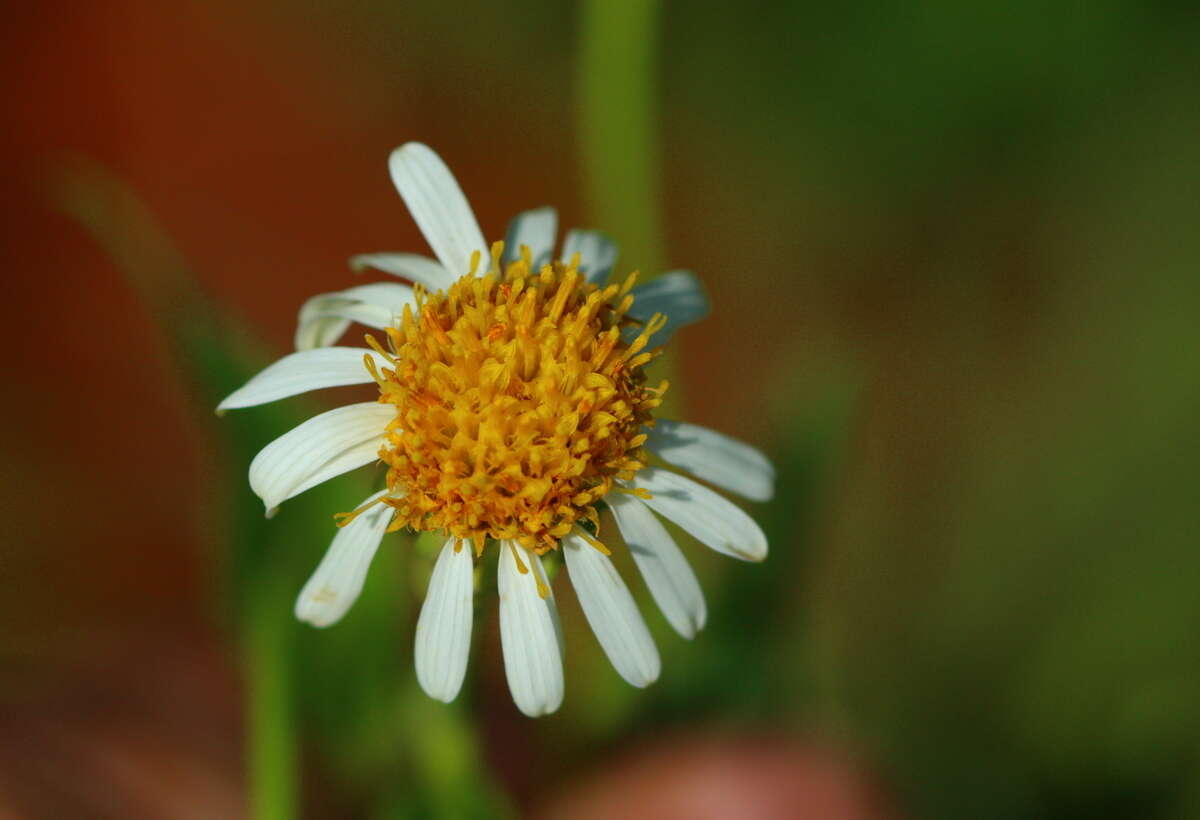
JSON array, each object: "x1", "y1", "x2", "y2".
[
  {"x1": 295, "y1": 282, "x2": 415, "y2": 350},
  {"x1": 561, "y1": 229, "x2": 617, "y2": 284},
  {"x1": 314, "y1": 282, "x2": 416, "y2": 314},
  {"x1": 388, "y1": 143, "x2": 488, "y2": 278},
  {"x1": 283, "y1": 437, "x2": 385, "y2": 504},
  {"x1": 414, "y1": 537, "x2": 475, "y2": 703},
  {"x1": 218, "y1": 347, "x2": 386, "y2": 412},
  {"x1": 562, "y1": 530, "x2": 660, "y2": 687},
  {"x1": 646, "y1": 419, "x2": 775, "y2": 502},
  {"x1": 249, "y1": 402, "x2": 393, "y2": 511},
  {"x1": 298, "y1": 283, "x2": 416, "y2": 322},
  {"x1": 294, "y1": 490, "x2": 393, "y2": 627},
  {"x1": 628, "y1": 270, "x2": 710, "y2": 345},
  {"x1": 314, "y1": 302, "x2": 395, "y2": 330},
  {"x1": 295, "y1": 314, "x2": 354, "y2": 352},
  {"x1": 627, "y1": 467, "x2": 768, "y2": 562},
  {"x1": 295, "y1": 307, "x2": 391, "y2": 353},
  {"x1": 503, "y1": 207, "x2": 557, "y2": 270},
  {"x1": 608, "y1": 492, "x2": 706, "y2": 639},
  {"x1": 498, "y1": 541, "x2": 564, "y2": 717},
  {"x1": 349, "y1": 252, "x2": 456, "y2": 292}
]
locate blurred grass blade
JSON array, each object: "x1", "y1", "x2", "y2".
[
  {"x1": 578, "y1": 0, "x2": 665, "y2": 277},
  {"x1": 49, "y1": 154, "x2": 304, "y2": 820}
]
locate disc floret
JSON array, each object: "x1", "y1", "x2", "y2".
[{"x1": 365, "y1": 243, "x2": 668, "y2": 554}]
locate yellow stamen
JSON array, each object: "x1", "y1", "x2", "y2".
[
  {"x1": 363, "y1": 353, "x2": 384, "y2": 385},
  {"x1": 364, "y1": 332, "x2": 397, "y2": 363},
  {"x1": 333, "y1": 494, "x2": 390, "y2": 528},
  {"x1": 574, "y1": 527, "x2": 612, "y2": 556},
  {"x1": 508, "y1": 541, "x2": 529, "y2": 574}
]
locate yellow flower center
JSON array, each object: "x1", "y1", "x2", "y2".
[{"x1": 363, "y1": 243, "x2": 668, "y2": 554}]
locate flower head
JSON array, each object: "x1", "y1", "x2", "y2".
[{"x1": 219, "y1": 143, "x2": 773, "y2": 716}]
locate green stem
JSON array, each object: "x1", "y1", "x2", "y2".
[
  {"x1": 245, "y1": 591, "x2": 297, "y2": 820},
  {"x1": 578, "y1": 0, "x2": 665, "y2": 276},
  {"x1": 579, "y1": 0, "x2": 681, "y2": 417}
]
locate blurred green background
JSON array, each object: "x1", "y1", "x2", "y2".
[{"x1": 3, "y1": 1, "x2": 1199, "y2": 817}]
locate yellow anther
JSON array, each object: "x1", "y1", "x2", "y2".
[
  {"x1": 575, "y1": 527, "x2": 612, "y2": 556},
  {"x1": 489, "y1": 241, "x2": 504, "y2": 275},
  {"x1": 509, "y1": 541, "x2": 530, "y2": 574},
  {"x1": 363, "y1": 333, "x2": 396, "y2": 363},
  {"x1": 333, "y1": 494, "x2": 389, "y2": 528},
  {"x1": 363, "y1": 353, "x2": 385, "y2": 385}
]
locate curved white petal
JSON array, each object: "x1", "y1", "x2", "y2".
[
  {"x1": 608, "y1": 492, "x2": 706, "y2": 639},
  {"x1": 349, "y1": 252, "x2": 456, "y2": 292},
  {"x1": 316, "y1": 302, "x2": 396, "y2": 330},
  {"x1": 249, "y1": 402, "x2": 393, "y2": 511},
  {"x1": 646, "y1": 420, "x2": 775, "y2": 502},
  {"x1": 296, "y1": 314, "x2": 355, "y2": 352},
  {"x1": 298, "y1": 283, "x2": 416, "y2": 321},
  {"x1": 626, "y1": 468, "x2": 768, "y2": 563},
  {"x1": 503, "y1": 207, "x2": 557, "y2": 270},
  {"x1": 295, "y1": 282, "x2": 415, "y2": 350},
  {"x1": 498, "y1": 541, "x2": 564, "y2": 717},
  {"x1": 628, "y1": 270, "x2": 710, "y2": 345},
  {"x1": 414, "y1": 537, "x2": 474, "y2": 703},
  {"x1": 323, "y1": 282, "x2": 417, "y2": 313},
  {"x1": 561, "y1": 229, "x2": 617, "y2": 284},
  {"x1": 283, "y1": 437, "x2": 385, "y2": 504},
  {"x1": 294, "y1": 490, "x2": 393, "y2": 627},
  {"x1": 563, "y1": 530, "x2": 660, "y2": 687},
  {"x1": 388, "y1": 143, "x2": 488, "y2": 278},
  {"x1": 218, "y1": 348, "x2": 386, "y2": 412}
]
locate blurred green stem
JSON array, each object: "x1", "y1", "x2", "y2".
[
  {"x1": 246, "y1": 588, "x2": 297, "y2": 820},
  {"x1": 578, "y1": 0, "x2": 665, "y2": 275},
  {"x1": 49, "y1": 158, "x2": 300, "y2": 820},
  {"x1": 579, "y1": 0, "x2": 679, "y2": 415}
]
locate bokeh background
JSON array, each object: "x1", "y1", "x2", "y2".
[{"x1": 4, "y1": 1, "x2": 1199, "y2": 818}]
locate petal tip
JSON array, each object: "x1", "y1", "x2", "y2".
[
  {"x1": 388, "y1": 141, "x2": 431, "y2": 165},
  {"x1": 627, "y1": 652, "x2": 662, "y2": 687},
  {"x1": 416, "y1": 674, "x2": 461, "y2": 704},
  {"x1": 631, "y1": 669, "x2": 661, "y2": 689},
  {"x1": 742, "y1": 545, "x2": 769, "y2": 563},
  {"x1": 515, "y1": 697, "x2": 562, "y2": 718},
  {"x1": 294, "y1": 606, "x2": 333, "y2": 628}
]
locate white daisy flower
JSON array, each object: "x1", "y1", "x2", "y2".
[{"x1": 219, "y1": 143, "x2": 774, "y2": 717}]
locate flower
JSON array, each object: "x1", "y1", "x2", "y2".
[{"x1": 219, "y1": 143, "x2": 774, "y2": 716}]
